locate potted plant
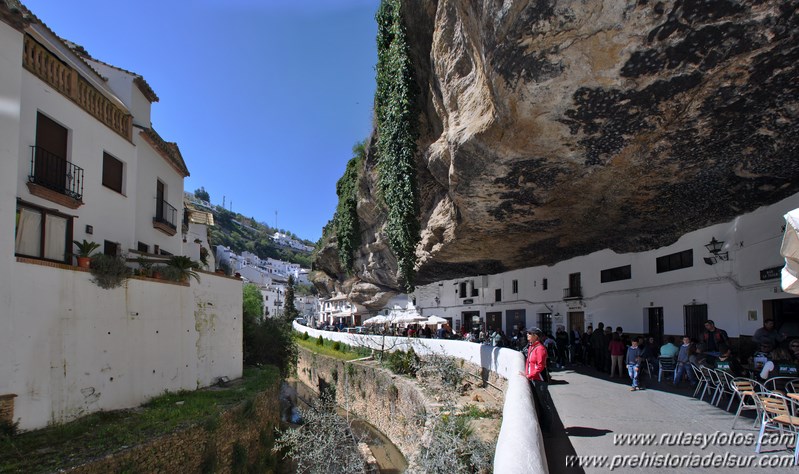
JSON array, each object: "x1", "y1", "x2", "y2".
[
  {"x1": 136, "y1": 257, "x2": 154, "y2": 278},
  {"x1": 89, "y1": 254, "x2": 131, "y2": 289},
  {"x1": 165, "y1": 255, "x2": 202, "y2": 283},
  {"x1": 72, "y1": 240, "x2": 101, "y2": 268}
]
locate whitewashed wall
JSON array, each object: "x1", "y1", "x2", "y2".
[
  {"x1": 18, "y1": 69, "x2": 138, "y2": 252},
  {"x1": 293, "y1": 323, "x2": 548, "y2": 474},
  {"x1": 2, "y1": 262, "x2": 242, "y2": 430},
  {"x1": 89, "y1": 61, "x2": 152, "y2": 127},
  {"x1": 133, "y1": 134, "x2": 185, "y2": 255},
  {"x1": 0, "y1": 21, "x2": 24, "y2": 414},
  {"x1": 416, "y1": 192, "x2": 799, "y2": 338}
]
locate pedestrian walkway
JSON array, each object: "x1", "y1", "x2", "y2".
[{"x1": 544, "y1": 367, "x2": 798, "y2": 473}]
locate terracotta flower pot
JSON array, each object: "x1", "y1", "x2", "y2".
[{"x1": 77, "y1": 257, "x2": 91, "y2": 269}]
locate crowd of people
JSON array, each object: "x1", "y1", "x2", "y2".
[{"x1": 518, "y1": 318, "x2": 799, "y2": 396}]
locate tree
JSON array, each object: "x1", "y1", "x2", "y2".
[
  {"x1": 243, "y1": 283, "x2": 264, "y2": 320},
  {"x1": 283, "y1": 275, "x2": 299, "y2": 321},
  {"x1": 273, "y1": 392, "x2": 366, "y2": 474},
  {"x1": 242, "y1": 284, "x2": 296, "y2": 375},
  {"x1": 194, "y1": 186, "x2": 210, "y2": 202}
]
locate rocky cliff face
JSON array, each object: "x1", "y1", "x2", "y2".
[{"x1": 314, "y1": 0, "x2": 799, "y2": 308}]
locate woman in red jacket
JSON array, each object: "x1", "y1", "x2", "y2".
[{"x1": 521, "y1": 328, "x2": 554, "y2": 433}]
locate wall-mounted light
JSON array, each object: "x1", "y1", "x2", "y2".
[
  {"x1": 703, "y1": 237, "x2": 729, "y2": 265},
  {"x1": 434, "y1": 296, "x2": 440, "y2": 305}
]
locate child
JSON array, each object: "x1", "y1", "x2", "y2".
[{"x1": 626, "y1": 337, "x2": 643, "y2": 391}]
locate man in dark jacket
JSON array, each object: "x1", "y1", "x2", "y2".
[{"x1": 702, "y1": 320, "x2": 729, "y2": 361}]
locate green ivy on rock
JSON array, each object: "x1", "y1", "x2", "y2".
[
  {"x1": 375, "y1": 0, "x2": 420, "y2": 291},
  {"x1": 333, "y1": 142, "x2": 365, "y2": 271}
]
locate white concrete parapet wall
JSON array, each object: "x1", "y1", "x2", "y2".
[{"x1": 293, "y1": 323, "x2": 548, "y2": 474}]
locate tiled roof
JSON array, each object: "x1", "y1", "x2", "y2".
[
  {"x1": 64, "y1": 40, "x2": 160, "y2": 104},
  {"x1": 140, "y1": 128, "x2": 190, "y2": 177},
  {"x1": 17, "y1": 5, "x2": 111, "y2": 86},
  {"x1": 15, "y1": 3, "x2": 159, "y2": 104},
  {"x1": 0, "y1": 0, "x2": 29, "y2": 30},
  {"x1": 133, "y1": 76, "x2": 159, "y2": 103}
]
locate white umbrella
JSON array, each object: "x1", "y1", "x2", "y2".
[
  {"x1": 363, "y1": 315, "x2": 387, "y2": 326},
  {"x1": 782, "y1": 209, "x2": 799, "y2": 294},
  {"x1": 426, "y1": 315, "x2": 448, "y2": 325},
  {"x1": 393, "y1": 313, "x2": 428, "y2": 324}
]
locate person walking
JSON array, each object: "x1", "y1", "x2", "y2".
[{"x1": 627, "y1": 337, "x2": 643, "y2": 391}]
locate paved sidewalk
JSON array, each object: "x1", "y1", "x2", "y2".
[{"x1": 544, "y1": 367, "x2": 798, "y2": 473}]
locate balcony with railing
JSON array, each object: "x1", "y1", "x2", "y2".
[
  {"x1": 153, "y1": 198, "x2": 177, "y2": 235},
  {"x1": 563, "y1": 286, "x2": 583, "y2": 300},
  {"x1": 27, "y1": 146, "x2": 84, "y2": 208}
]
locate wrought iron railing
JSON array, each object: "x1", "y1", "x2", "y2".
[
  {"x1": 563, "y1": 286, "x2": 583, "y2": 299},
  {"x1": 28, "y1": 146, "x2": 84, "y2": 201},
  {"x1": 154, "y1": 198, "x2": 177, "y2": 230}
]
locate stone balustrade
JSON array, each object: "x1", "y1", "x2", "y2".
[{"x1": 23, "y1": 35, "x2": 132, "y2": 141}]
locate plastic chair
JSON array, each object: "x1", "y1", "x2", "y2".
[
  {"x1": 657, "y1": 356, "x2": 676, "y2": 383},
  {"x1": 731, "y1": 378, "x2": 765, "y2": 430},
  {"x1": 753, "y1": 392, "x2": 799, "y2": 464}
]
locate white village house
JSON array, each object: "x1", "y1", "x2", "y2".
[
  {"x1": 0, "y1": 3, "x2": 241, "y2": 430},
  {"x1": 413, "y1": 192, "x2": 799, "y2": 346}
]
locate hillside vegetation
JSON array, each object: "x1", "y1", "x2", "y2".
[{"x1": 207, "y1": 205, "x2": 314, "y2": 269}]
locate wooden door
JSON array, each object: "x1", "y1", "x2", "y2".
[
  {"x1": 568, "y1": 312, "x2": 585, "y2": 332},
  {"x1": 646, "y1": 307, "x2": 664, "y2": 345},
  {"x1": 35, "y1": 112, "x2": 68, "y2": 191},
  {"x1": 684, "y1": 304, "x2": 707, "y2": 342}
]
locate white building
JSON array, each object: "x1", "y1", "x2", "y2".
[
  {"x1": 319, "y1": 294, "x2": 367, "y2": 327},
  {"x1": 0, "y1": 5, "x2": 241, "y2": 430},
  {"x1": 273, "y1": 231, "x2": 314, "y2": 252},
  {"x1": 184, "y1": 200, "x2": 216, "y2": 272},
  {"x1": 261, "y1": 284, "x2": 284, "y2": 318},
  {"x1": 413, "y1": 193, "x2": 799, "y2": 345}
]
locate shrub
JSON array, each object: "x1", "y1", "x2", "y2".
[
  {"x1": 316, "y1": 335, "x2": 324, "y2": 346},
  {"x1": 384, "y1": 347, "x2": 420, "y2": 377},
  {"x1": 300, "y1": 332, "x2": 310, "y2": 341},
  {"x1": 418, "y1": 354, "x2": 463, "y2": 389},
  {"x1": 89, "y1": 254, "x2": 131, "y2": 289},
  {"x1": 415, "y1": 413, "x2": 494, "y2": 473},
  {"x1": 0, "y1": 419, "x2": 19, "y2": 439},
  {"x1": 332, "y1": 341, "x2": 341, "y2": 351}
]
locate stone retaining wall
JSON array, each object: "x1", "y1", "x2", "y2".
[
  {"x1": 294, "y1": 323, "x2": 549, "y2": 474},
  {"x1": 65, "y1": 383, "x2": 281, "y2": 474},
  {"x1": 296, "y1": 347, "x2": 429, "y2": 468}
]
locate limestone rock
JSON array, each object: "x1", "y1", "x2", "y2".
[{"x1": 314, "y1": 0, "x2": 799, "y2": 301}]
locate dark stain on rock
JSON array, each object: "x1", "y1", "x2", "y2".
[
  {"x1": 562, "y1": 73, "x2": 703, "y2": 165},
  {"x1": 491, "y1": 0, "x2": 565, "y2": 85}
]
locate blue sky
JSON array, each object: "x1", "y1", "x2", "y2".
[{"x1": 24, "y1": 0, "x2": 379, "y2": 243}]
